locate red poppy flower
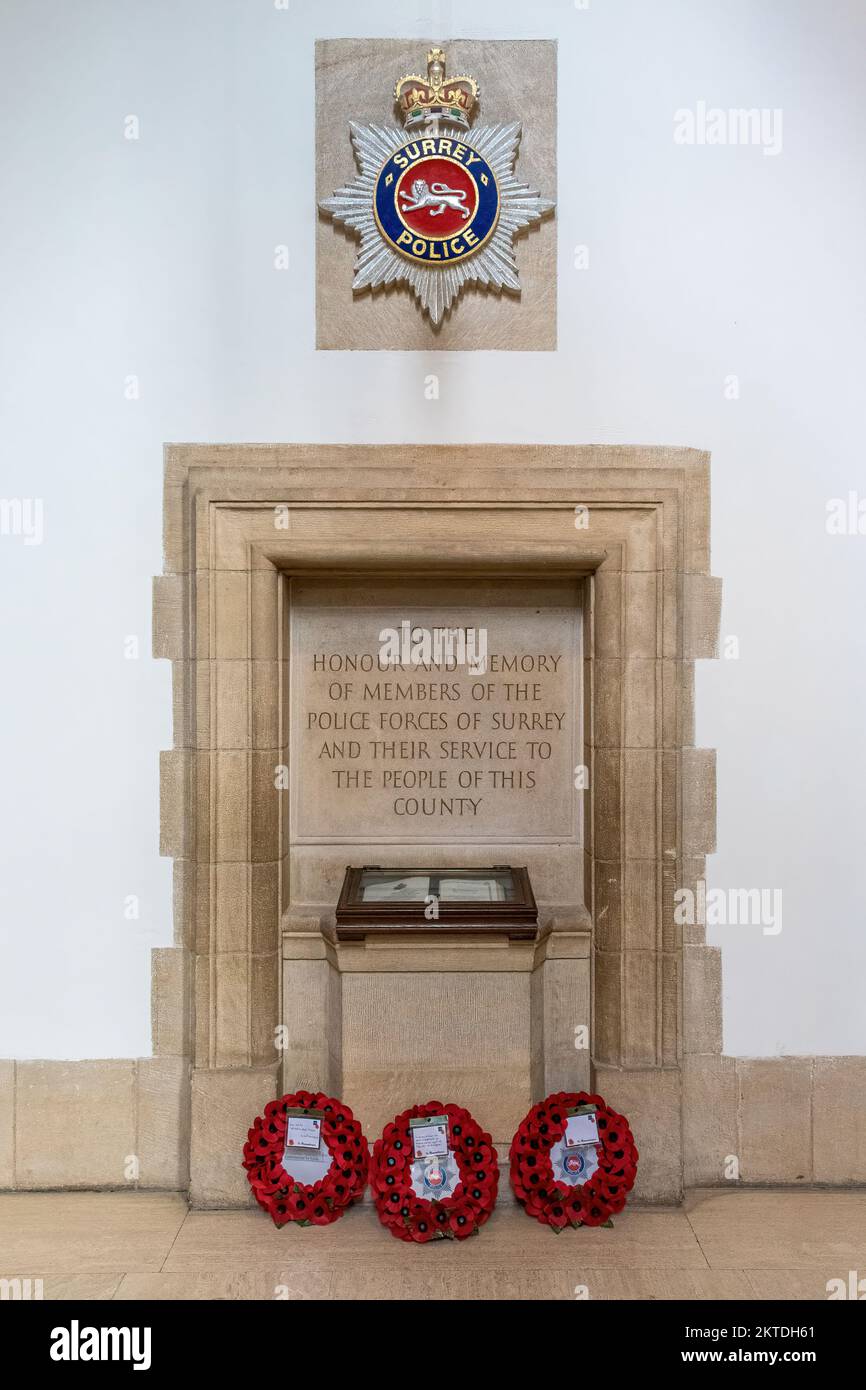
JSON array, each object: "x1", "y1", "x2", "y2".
[
  {"x1": 547, "y1": 1201, "x2": 569, "y2": 1230},
  {"x1": 579, "y1": 1199, "x2": 610, "y2": 1227},
  {"x1": 448, "y1": 1208, "x2": 475, "y2": 1237},
  {"x1": 405, "y1": 1199, "x2": 437, "y2": 1243},
  {"x1": 467, "y1": 1182, "x2": 495, "y2": 1211}
]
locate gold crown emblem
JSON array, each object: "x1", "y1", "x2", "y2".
[{"x1": 394, "y1": 48, "x2": 478, "y2": 130}]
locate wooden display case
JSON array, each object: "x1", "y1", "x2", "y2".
[{"x1": 334, "y1": 865, "x2": 538, "y2": 941}]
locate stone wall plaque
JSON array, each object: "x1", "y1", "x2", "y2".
[{"x1": 289, "y1": 597, "x2": 581, "y2": 846}]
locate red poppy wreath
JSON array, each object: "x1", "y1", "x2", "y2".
[
  {"x1": 370, "y1": 1100, "x2": 499, "y2": 1242},
  {"x1": 510, "y1": 1091, "x2": 638, "y2": 1230},
  {"x1": 243, "y1": 1091, "x2": 369, "y2": 1227}
]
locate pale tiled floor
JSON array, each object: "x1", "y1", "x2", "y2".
[{"x1": 1, "y1": 1188, "x2": 864, "y2": 1300}]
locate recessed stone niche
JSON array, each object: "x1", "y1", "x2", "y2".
[
  {"x1": 155, "y1": 444, "x2": 723, "y2": 1206},
  {"x1": 283, "y1": 573, "x2": 590, "y2": 1141}
]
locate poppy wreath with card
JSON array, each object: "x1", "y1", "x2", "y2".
[
  {"x1": 370, "y1": 1100, "x2": 500, "y2": 1243},
  {"x1": 242, "y1": 1091, "x2": 369, "y2": 1227},
  {"x1": 510, "y1": 1091, "x2": 638, "y2": 1230}
]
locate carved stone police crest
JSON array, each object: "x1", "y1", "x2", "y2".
[{"x1": 319, "y1": 47, "x2": 555, "y2": 325}]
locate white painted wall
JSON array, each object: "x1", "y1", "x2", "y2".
[{"x1": 1, "y1": 0, "x2": 863, "y2": 1057}]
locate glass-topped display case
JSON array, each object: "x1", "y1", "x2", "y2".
[{"x1": 334, "y1": 865, "x2": 538, "y2": 940}]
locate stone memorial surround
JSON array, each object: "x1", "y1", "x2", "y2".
[{"x1": 1, "y1": 445, "x2": 863, "y2": 1202}]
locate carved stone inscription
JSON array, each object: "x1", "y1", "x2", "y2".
[{"x1": 290, "y1": 606, "x2": 579, "y2": 843}]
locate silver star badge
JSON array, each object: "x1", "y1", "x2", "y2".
[{"x1": 319, "y1": 47, "x2": 555, "y2": 325}]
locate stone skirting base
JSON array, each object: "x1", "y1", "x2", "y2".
[
  {"x1": 0, "y1": 1058, "x2": 189, "y2": 1191},
  {"x1": 1, "y1": 1055, "x2": 863, "y2": 1203}
]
